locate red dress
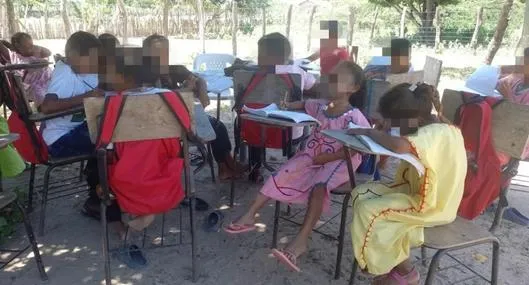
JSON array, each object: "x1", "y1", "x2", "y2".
[{"x1": 320, "y1": 47, "x2": 349, "y2": 75}]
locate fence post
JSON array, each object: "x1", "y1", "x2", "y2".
[
  {"x1": 399, "y1": 7, "x2": 407, "y2": 38},
  {"x1": 117, "y1": 0, "x2": 128, "y2": 44},
  {"x1": 196, "y1": 0, "x2": 205, "y2": 53},
  {"x1": 347, "y1": 5, "x2": 356, "y2": 48},
  {"x1": 470, "y1": 7, "x2": 484, "y2": 50},
  {"x1": 163, "y1": 0, "x2": 170, "y2": 36},
  {"x1": 286, "y1": 4, "x2": 293, "y2": 40},
  {"x1": 369, "y1": 6, "x2": 380, "y2": 45},
  {"x1": 262, "y1": 7, "x2": 266, "y2": 36},
  {"x1": 433, "y1": 7, "x2": 441, "y2": 51},
  {"x1": 60, "y1": 0, "x2": 71, "y2": 38},
  {"x1": 307, "y1": 6, "x2": 316, "y2": 52},
  {"x1": 232, "y1": 0, "x2": 238, "y2": 56}
]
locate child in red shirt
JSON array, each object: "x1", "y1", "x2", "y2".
[{"x1": 304, "y1": 20, "x2": 349, "y2": 75}]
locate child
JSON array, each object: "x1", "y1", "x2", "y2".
[
  {"x1": 347, "y1": 83, "x2": 467, "y2": 284},
  {"x1": 225, "y1": 61, "x2": 369, "y2": 272},
  {"x1": 0, "y1": 32, "x2": 52, "y2": 106},
  {"x1": 364, "y1": 38, "x2": 414, "y2": 81},
  {"x1": 303, "y1": 20, "x2": 350, "y2": 74},
  {"x1": 242, "y1": 32, "x2": 318, "y2": 182}
]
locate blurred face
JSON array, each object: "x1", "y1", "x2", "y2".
[
  {"x1": 144, "y1": 41, "x2": 169, "y2": 75},
  {"x1": 384, "y1": 118, "x2": 419, "y2": 136},
  {"x1": 69, "y1": 47, "x2": 100, "y2": 74},
  {"x1": 324, "y1": 63, "x2": 359, "y2": 100},
  {"x1": 15, "y1": 37, "x2": 34, "y2": 57},
  {"x1": 390, "y1": 55, "x2": 410, "y2": 74}
]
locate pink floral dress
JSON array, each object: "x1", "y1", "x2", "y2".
[
  {"x1": 260, "y1": 99, "x2": 370, "y2": 210},
  {"x1": 9, "y1": 50, "x2": 52, "y2": 106}
]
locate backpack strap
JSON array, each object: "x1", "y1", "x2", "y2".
[
  {"x1": 157, "y1": 90, "x2": 192, "y2": 136},
  {"x1": 454, "y1": 91, "x2": 485, "y2": 125},
  {"x1": 95, "y1": 92, "x2": 127, "y2": 148}
]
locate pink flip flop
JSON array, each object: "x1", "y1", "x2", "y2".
[
  {"x1": 374, "y1": 267, "x2": 419, "y2": 285},
  {"x1": 223, "y1": 223, "x2": 256, "y2": 234},
  {"x1": 271, "y1": 248, "x2": 301, "y2": 272}
]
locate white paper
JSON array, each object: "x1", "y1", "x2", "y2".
[
  {"x1": 347, "y1": 122, "x2": 425, "y2": 176},
  {"x1": 243, "y1": 104, "x2": 319, "y2": 124}
]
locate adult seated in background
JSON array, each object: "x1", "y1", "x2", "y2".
[
  {"x1": 141, "y1": 34, "x2": 245, "y2": 180},
  {"x1": 364, "y1": 38, "x2": 414, "y2": 81},
  {"x1": 39, "y1": 31, "x2": 120, "y2": 223},
  {"x1": 0, "y1": 32, "x2": 52, "y2": 106},
  {"x1": 239, "y1": 32, "x2": 318, "y2": 182},
  {"x1": 303, "y1": 20, "x2": 349, "y2": 75},
  {"x1": 497, "y1": 47, "x2": 529, "y2": 105}
]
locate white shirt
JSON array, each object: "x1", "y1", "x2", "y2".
[{"x1": 42, "y1": 61, "x2": 98, "y2": 145}]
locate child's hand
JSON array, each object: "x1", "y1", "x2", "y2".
[{"x1": 312, "y1": 153, "x2": 328, "y2": 165}]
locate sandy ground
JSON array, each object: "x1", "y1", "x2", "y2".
[{"x1": 1, "y1": 39, "x2": 528, "y2": 285}]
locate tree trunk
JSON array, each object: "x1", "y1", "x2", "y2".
[
  {"x1": 231, "y1": 0, "x2": 238, "y2": 56},
  {"x1": 44, "y1": 5, "x2": 50, "y2": 39},
  {"x1": 515, "y1": 0, "x2": 529, "y2": 64},
  {"x1": 116, "y1": 0, "x2": 128, "y2": 44},
  {"x1": 196, "y1": 0, "x2": 205, "y2": 53},
  {"x1": 61, "y1": 0, "x2": 71, "y2": 38},
  {"x1": 1, "y1": 2, "x2": 7, "y2": 38},
  {"x1": 307, "y1": 6, "x2": 316, "y2": 52},
  {"x1": 400, "y1": 7, "x2": 407, "y2": 38},
  {"x1": 163, "y1": 0, "x2": 170, "y2": 36},
  {"x1": 369, "y1": 6, "x2": 380, "y2": 45},
  {"x1": 347, "y1": 6, "x2": 356, "y2": 49},
  {"x1": 433, "y1": 7, "x2": 441, "y2": 51},
  {"x1": 424, "y1": 0, "x2": 435, "y2": 27},
  {"x1": 485, "y1": 0, "x2": 514, "y2": 64},
  {"x1": 262, "y1": 7, "x2": 266, "y2": 36},
  {"x1": 286, "y1": 5, "x2": 293, "y2": 40},
  {"x1": 470, "y1": 7, "x2": 484, "y2": 50},
  {"x1": 6, "y1": 0, "x2": 18, "y2": 35}
]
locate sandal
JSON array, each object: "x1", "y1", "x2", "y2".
[
  {"x1": 113, "y1": 244, "x2": 148, "y2": 270},
  {"x1": 271, "y1": 248, "x2": 301, "y2": 272},
  {"x1": 373, "y1": 267, "x2": 419, "y2": 285},
  {"x1": 223, "y1": 222, "x2": 256, "y2": 234}
]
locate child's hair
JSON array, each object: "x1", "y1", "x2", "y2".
[
  {"x1": 339, "y1": 61, "x2": 366, "y2": 109},
  {"x1": 98, "y1": 33, "x2": 120, "y2": 53},
  {"x1": 142, "y1": 34, "x2": 169, "y2": 49},
  {"x1": 258, "y1": 33, "x2": 291, "y2": 62},
  {"x1": 11, "y1": 32, "x2": 31, "y2": 48},
  {"x1": 320, "y1": 20, "x2": 338, "y2": 39},
  {"x1": 390, "y1": 38, "x2": 411, "y2": 57},
  {"x1": 378, "y1": 82, "x2": 447, "y2": 123},
  {"x1": 65, "y1": 31, "x2": 101, "y2": 57}
]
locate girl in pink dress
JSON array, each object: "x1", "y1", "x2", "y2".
[
  {"x1": 0, "y1": 33, "x2": 52, "y2": 106},
  {"x1": 225, "y1": 61, "x2": 370, "y2": 272}
]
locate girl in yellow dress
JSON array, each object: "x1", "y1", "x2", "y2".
[{"x1": 347, "y1": 83, "x2": 467, "y2": 284}]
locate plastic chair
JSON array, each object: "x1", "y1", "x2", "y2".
[{"x1": 193, "y1": 53, "x2": 235, "y2": 72}]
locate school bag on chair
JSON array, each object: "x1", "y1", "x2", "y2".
[
  {"x1": 455, "y1": 92, "x2": 503, "y2": 220},
  {"x1": 96, "y1": 90, "x2": 192, "y2": 215}
]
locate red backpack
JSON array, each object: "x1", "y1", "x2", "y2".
[
  {"x1": 455, "y1": 93, "x2": 503, "y2": 219},
  {"x1": 236, "y1": 72, "x2": 302, "y2": 149},
  {"x1": 96, "y1": 91, "x2": 191, "y2": 215}
]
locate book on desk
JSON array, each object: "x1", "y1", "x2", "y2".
[
  {"x1": 242, "y1": 103, "x2": 320, "y2": 124},
  {"x1": 325, "y1": 123, "x2": 425, "y2": 176}
]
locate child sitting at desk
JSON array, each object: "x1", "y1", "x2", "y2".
[
  {"x1": 241, "y1": 32, "x2": 318, "y2": 183},
  {"x1": 226, "y1": 61, "x2": 369, "y2": 272},
  {"x1": 347, "y1": 83, "x2": 466, "y2": 284},
  {"x1": 0, "y1": 32, "x2": 52, "y2": 106},
  {"x1": 303, "y1": 20, "x2": 349, "y2": 74},
  {"x1": 364, "y1": 38, "x2": 414, "y2": 81}
]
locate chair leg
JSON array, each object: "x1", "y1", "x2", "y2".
[
  {"x1": 272, "y1": 201, "x2": 280, "y2": 249},
  {"x1": 79, "y1": 161, "x2": 85, "y2": 182},
  {"x1": 229, "y1": 152, "x2": 236, "y2": 208},
  {"x1": 38, "y1": 166, "x2": 53, "y2": 236},
  {"x1": 27, "y1": 164, "x2": 36, "y2": 213},
  {"x1": 491, "y1": 240, "x2": 500, "y2": 285},
  {"x1": 335, "y1": 193, "x2": 351, "y2": 280},
  {"x1": 490, "y1": 185, "x2": 510, "y2": 233},
  {"x1": 189, "y1": 195, "x2": 198, "y2": 282},
  {"x1": 425, "y1": 249, "x2": 447, "y2": 285},
  {"x1": 421, "y1": 246, "x2": 428, "y2": 266},
  {"x1": 348, "y1": 258, "x2": 358, "y2": 285},
  {"x1": 101, "y1": 201, "x2": 111, "y2": 285},
  {"x1": 207, "y1": 143, "x2": 215, "y2": 183},
  {"x1": 15, "y1": 200, "x2": 48, "y2": 281}
]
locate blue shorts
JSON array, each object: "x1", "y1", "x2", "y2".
[{"x1": 48, "y1": 122, "x2": 94, "y2": 158}]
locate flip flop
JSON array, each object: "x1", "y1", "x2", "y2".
[
  {"x1": 373, "y1": 267, "x2": 419, "y2": 285},
  {"x1": 503, "y1": 207, "x2": 529, "y2": 226},
  {"x1": 271, "y1": 248, "x2": 301, "y2": 272},
  {"x1": 223, "y1": 222, "x2": 256, "y2": 234},
  {"x1": 113, "y1": 244, "x2": 148, "y2": 270},
  {"x1": 203, "y1": 210, "x2": 224, "y2": 232}
]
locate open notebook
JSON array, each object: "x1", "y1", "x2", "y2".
[
  {"x1": 243, "y1": 103, "x2": 320, "y2": 124},
  {"x1": 347, "y1": 122, "x2": 425, "y2": 176}
]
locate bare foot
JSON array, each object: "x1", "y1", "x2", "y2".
[
  {"x1": 233, "y1": 213, "x2": 256, "y2": 226},
  {"x1": 284, "y1": 240, "x2": 308, "y2": 259},
  {"x1": 128, "y1": 215, "x2": 155, "y2": 232}
]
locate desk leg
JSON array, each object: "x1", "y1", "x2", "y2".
[
  {"x1": 343, "y1": 148, "x2": 357, "y2": 189},
  {"x1": 216, "y1": 93, "x2": 221, "y2": 120}
]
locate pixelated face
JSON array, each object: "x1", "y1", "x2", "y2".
[
  {"x1": 323, "y1": 63, "x2": 358, "y2": 100},
  {"x1": 15, "y1": 36, "x2": 34, "y2": 57},
  {"x1": 385, "y1": 118, "x2": 419, "y2": 136},
  {"x1": 70, "y1": 47, "x2": 99, "y2": 74},
  {"x1": 319, "y1": 20, "x2": 338, "y2": 51},
  {"x1": 144, "y1": 41, "x2": 169, "y2": 75},
  {"x1": 390, "y1": 53, "x2": 410, "y2": 73}
]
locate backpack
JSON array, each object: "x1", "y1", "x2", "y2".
[
  {"x1": 455, "y1": 92, "x2": 503, "y2": 220},
  {"x1": 96, "y1": 91, "x2": 192, "y2": 215}
]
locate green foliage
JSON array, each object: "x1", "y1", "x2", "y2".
[{"x1": 0, "y1": 189, "x2": 26, "y2": 245}]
